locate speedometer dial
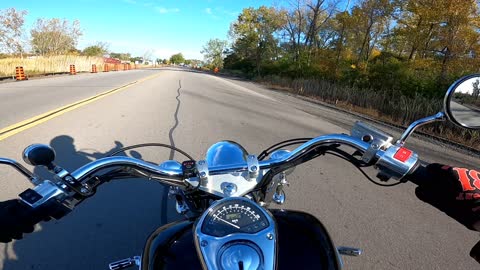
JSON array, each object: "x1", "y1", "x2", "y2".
[{"x1": 201, "y1": 199, "x2": 269, "y2": 237}]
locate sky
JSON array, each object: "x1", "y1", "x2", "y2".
[{"x1": 1, "y1": 0, "x2": 275, "y2": 60}]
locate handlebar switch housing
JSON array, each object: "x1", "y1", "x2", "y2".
[
  {"x1": 19, "y1": 181, "x2": 73, "y2": 219},
  {"x1": 182, "y1": 160, "x2": 196, "y2": 178},
  {"x1": 375, "y1": 145, "x2": 419, "y2": 181}
]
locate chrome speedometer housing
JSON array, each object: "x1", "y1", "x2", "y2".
[
  {"x1": 194, "y1": 197, "x2": 277, "y2": 270},
  {"x1": 201, "y1": 198, "x2": 270, "y2": 237}
]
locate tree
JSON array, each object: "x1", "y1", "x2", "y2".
[
  {"x1": 109, "y1": 52, "x2": 131, "y2": 61},
  {"x1": 143, "y1": 49, "x2": 154, "y2": 62},
  {"x1": 82, "y1": 42, "x2": 109, "y2": 57},
  {"x1": 31, "y1": 18, "x2": 82, "y2": 55},
  {"x1": 229, "y1": 6, "x2": 286, "y2": 75},
  {"x1": 201, "y1": 38, "x2": 228, "y2": 68},
  {"x1": 130, "y1": 56, "x2": 143, "y2": 63},
  {"x1": 0, "y1": 8, "x2": 28, "y2": 56},
  {"x1": 170, "y1": 53, "x2": 185, "y2": 64}
]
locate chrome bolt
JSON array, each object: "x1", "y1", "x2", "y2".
[
  {"x1": 250, "y1": 166, "x2": 257, "y2": 172},
  {"x1": 200, "y1": 172, "x2": 207, "y2": 178},
  {"x1": 266, "y1": 233, "x2": 274, "y2": 240},
  {"x1": 80, "y1": 187, "x2": 88, "y2": 193},
  {"x1": 198, "y1": 160, "x2": 205, "y2": 165},
  {"x1": 223, "y1": 183, "x2": 237, "y2": 196},
  {"x1": 371, "y1": 143, "x2": 379, "y2": 149},
  {"x1": 65, "y1": 176, "x2": 74, "y2": 183},
  {"x1": 201, "y1": 240, "x2": 208, "y2": 247}
]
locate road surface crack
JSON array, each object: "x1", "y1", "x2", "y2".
[{"x1": 168, "y1": 80, "x2": 182, "y2": 159}]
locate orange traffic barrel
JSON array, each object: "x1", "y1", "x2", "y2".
[
  {"x1": 214, "y1": 67, "x2": 219, "y2": 73},
  {"x1": 91, "y1": 64, "x2": 97, "y2": 73},
  {"x1": 15, "y1": 66, "x2": 27, "y2": 81},
  {"x1": 103, "y1": 64, "x2": 109, "y2": 72},
  {"x1": 69, "y1": 65, "x2": 76, "y2": 75}
]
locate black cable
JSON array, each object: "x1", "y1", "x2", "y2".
[
  {"x1": 258, "y1": 138, "x2": 313, "y2": 160},
  {"x1": 323, "y1": 150, "x2": 402, "y2": 187},
  {"x1": 108, "y1": 143, "x2": 195, "y2": 161}
]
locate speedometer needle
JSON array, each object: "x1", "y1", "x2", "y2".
[{"x1": 214, "y1": 216, "x2": 240, "y2": 229}]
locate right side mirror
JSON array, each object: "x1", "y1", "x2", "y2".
[{"x1": 444, "y1": 74, "x2": 480, "y2": 129}]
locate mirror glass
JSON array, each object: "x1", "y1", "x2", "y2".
[{"x1": 446, "y1": 75, "x2": 480, "y2": 129}]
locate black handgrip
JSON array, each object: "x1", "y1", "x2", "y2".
[{"x1": 402, "y1": 162, "x2": 428, "y2": 186}]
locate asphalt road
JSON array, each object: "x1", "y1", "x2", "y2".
[
  {"x1": 450, "y1": 101, "x2": 480, "y2": 128},
  {"x1": 0, "y1": 68, "x2": 478, "y2": 269}
]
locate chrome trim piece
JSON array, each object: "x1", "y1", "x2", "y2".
[
  {"x1": 108, "y1": 256, "x2": 141, "y2": 270},
  {"x1": 194, "y1": 197, "x2": 277, "y2": 270},
  {"x1": 337, "y1": 246, "x2": 362, "y2": 257},
  {"x1": 197, "y1": 160, "x2": 209, "y2": 186},
  {"x1": 272, "y1": 189, "x2": 285, "y2": 204},
  {"x1": 247, "y1": 155, "x2": 259, "y2": 180},
  {"x1": 396, "y1": 112, "x2": 445, "y2": 145},
  {"x1": 185, "y1": 169, "x2": 267, "y2": 198},
  {"x1": 158, "y1": 160, "x2": 183, "y2": 175},
  {"x1": 206, "y1": 141, "x2": 248, "y2": 167},
  {"x1": 219, "y1": 241, "x2": 262, "y2": 270},
  {"x1": 264, "y1": 173, "x2": 284, "y2": 205}
]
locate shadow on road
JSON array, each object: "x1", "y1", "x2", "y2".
[{"x1": 2, "y1": 135, "x2": 179, "y2": 270}]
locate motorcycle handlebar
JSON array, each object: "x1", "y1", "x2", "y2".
[{"x1": 70, "y1": 134, "x2": 372, "y2": 183}]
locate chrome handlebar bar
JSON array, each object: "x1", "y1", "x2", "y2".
[
  {"x1": 70, "y1": 134, "x2": 372, "y2": 183},
  {"x1": 17, "y1": 132, "x2": 418, "y2": 211}
]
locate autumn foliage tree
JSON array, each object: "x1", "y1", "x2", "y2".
[
  {"x1": 31, "y1": 18, "x2": 82, "y2": 55},
  {"x1": 224, "y1": 0, "x2": 480, "y2": 97},
  {"x1": 0, "y1": 8, "x2": 28, "y2": 57}
]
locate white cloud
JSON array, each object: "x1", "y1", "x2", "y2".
[
  {"x1": 155, "y1": 6, "x2": 180, "y2": 14},
  {"x1": 205, "y1": 8, "x2": 212, "y2": 14}
]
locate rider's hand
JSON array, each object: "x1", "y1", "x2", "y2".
[
  {"x1": 412, "y1": 163, "x2": 480, "y2": 231},
  {"x1": 0, "y1": 199, "x2": 51, "y2": 243}
]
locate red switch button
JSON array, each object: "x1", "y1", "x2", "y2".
[{"x1": 393, "y1": 147, "x2": 412, "y2": 162}]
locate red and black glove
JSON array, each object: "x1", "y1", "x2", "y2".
[
  {"x1": 409, "y1": 163, "x2": 480, "y2": 263},
  {"x1": 412, "y1": 163, "x2": 480, "y2": 231}
]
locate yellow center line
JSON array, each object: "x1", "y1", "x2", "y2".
[{"x1": 0, "y1": 72, "x2": 162, "y2": 141}]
